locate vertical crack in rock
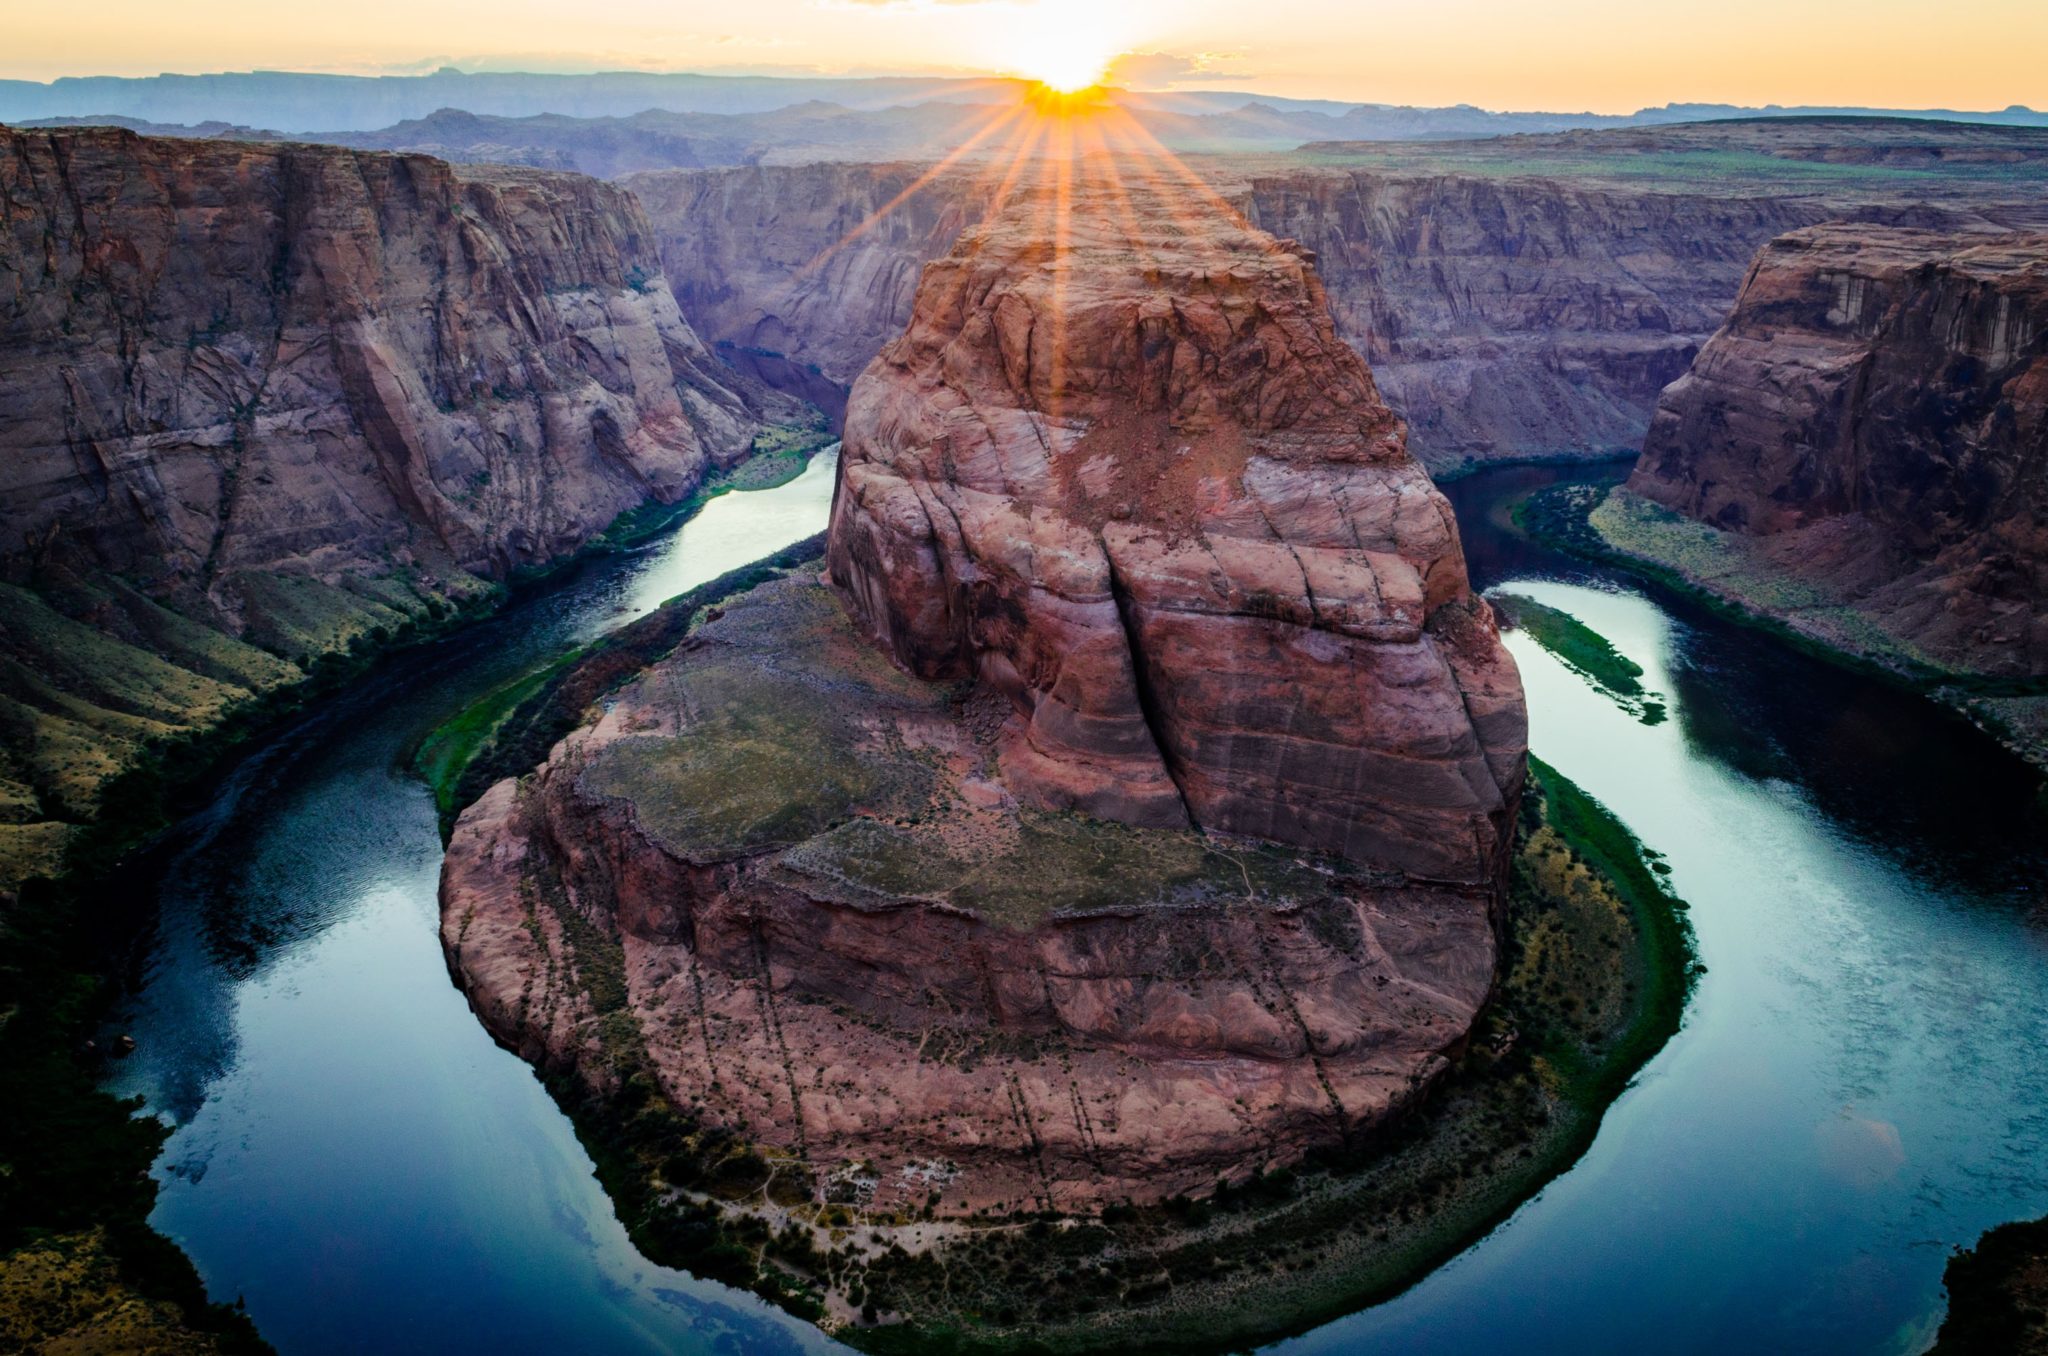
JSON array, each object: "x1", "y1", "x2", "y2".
[{"x1": 441, "y1": 160, "x2": 1526, "y2": 1217}]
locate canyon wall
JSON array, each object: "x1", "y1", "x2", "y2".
[
  {"x1": 1237, "y1": 173, "x2": 1832, "y2": 464},
  {"x1": 627, "y1": 161, "x2": 1831, "y2": 465},
  {"x1": 1626, "y1": 225, "x2": 2047, "y2": 682},
  {"x1": 624, "y1": 163, "x2": 995, "y2": 397},
  {"x1": 0, "y1": 126, "x2": 789, "y2": 880}
]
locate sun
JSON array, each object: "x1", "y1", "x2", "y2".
[
  {"x1": 1001, "y1": 4, "x2": 1119, "y2": 93},
  {"x1": 1018, "y1": 44, "x2": 1112, "y2": 95}
]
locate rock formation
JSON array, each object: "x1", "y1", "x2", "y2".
[
  {"x1": 0, "y1": 125, "x2": 790, "y2": 881},
  {"x1": 441, "y1": 169, "x2": 1526, "y2": 1217},
  {"x1": 626, "y1": 122, "x2": 2048, "y2": 466},
  {"x1": 1627, "y1": 225, "x2": 2047, "y2": 680},
  {"x1": 826, "y1": 173, "x2": 1526, "y2": 881}
]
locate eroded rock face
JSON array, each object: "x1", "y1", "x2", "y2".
[
  {"x1": 1629, "y1": 225, "x2": 2048, "y2": 678},
  {"x1": 826, "y1": 172, "x2": 1526, "y2": 883},
  {"x1": 626, "y1": 160, "x2": 1879, "y2": 466},
  {"x1": 442, "y1": 575, "x2": 1501, "y2": 1213},
  {"x1": 625, "y1": 162, "x2": 995, "y2": 398},
  {"x1": 0, "y1": 126, "x2": 792, "y2": 873},
  {"x1": 0, "y1": 126, "x2": 777, "y2": 615},
  {"x1": 441, "y1": 171, "x2": 1521, "y2": 1215}
]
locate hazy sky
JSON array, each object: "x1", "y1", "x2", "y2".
[{"x1": 8, "y1": 0, "x2": 2045, "y2": 113}]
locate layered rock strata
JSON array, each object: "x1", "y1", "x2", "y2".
[
  {"x1": 1624, "y1": 226, "x2": 2047, "y2": 682},
  {"x1": 0, "y1": 125, "x2": 788, "y2": 880},
  {"x1": 627, "y1": 124, "x2": 2048, "y2": 467},
  {"x1": 826, "y1": 173, "x2": 1526, "y2": 881},
  {"x1": 442, "y1": 173, "x2": 1525, "y2": 1214}
]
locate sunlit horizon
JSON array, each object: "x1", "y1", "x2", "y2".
[{"x1": 7, "y1": 0, "x2": 2046, "y2": 115}]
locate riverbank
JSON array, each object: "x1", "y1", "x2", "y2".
[
  {"x1": 1512, "y1": 476, "x2": 2048, "y2": 775},
  {"x1": 0, "y1": 422, "x2": 831, "y2": 1356},
  {"x1": 431, "y1": 536, "x2": 1699, "y2": 1355},
  {"x1": 413, "y1": 433, "x2": 833, "y2": 823},
  {"x1": 1932, "y1": 1214, "x2": 2048, "y2": 1354}
]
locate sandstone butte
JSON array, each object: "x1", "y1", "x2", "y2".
[
  {"x1": 0, "y1": 126, "x2": 790, "y2": 881},
  {"x1": 1625, "y1": 226, "x2": 2048, "y2": 693},
  {"x1": 440, "y1": 166, "x2": 1528, "y2": 1216}
]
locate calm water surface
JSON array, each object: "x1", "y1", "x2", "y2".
[{"x1": 107, "y1": 457, "x2": 2048, "y2": 1354}]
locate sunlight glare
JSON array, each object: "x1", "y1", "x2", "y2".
[{"x1": 1000, "y1": 1, "x2": 1121, "y2": 93}]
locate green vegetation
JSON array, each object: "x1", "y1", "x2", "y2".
[
  {"x1": 0, "y1": 423, "x2": 833, "y2": 1351},
  {"x1": 590, "y1": 417, "x2": 835, "y2": 555},
  {"x1": 560, "y1": 578, "x2": 1357, "y2": 927},
  {"x1": 418, "y1": 534, "x2": 837, "y2": 835},
  {"x1": 0, "y1": 865, "x2": 270, "y2": 1353},
  {"x1": 1492, "y1": 592, "x2": 1666, "y2": 724},
  {"x1": 0, "y1": 560, "x2": 500, "y2": 889},
  {"x1": 1930, "y1": 1213, "x2": 2048, "y2": 1355},
  {"x1": 1513, "y1": 477, "x2": 2048, "y2": 771},
  {"x1": 410, "y1": 423, "x2": 835, "y2": 821},
  {"x1": 529, "y1": 738, "x2": 1698, "y2": 1353},
  {"x1": 414, "y1": 666, "x2": 560, "y2": 823}
]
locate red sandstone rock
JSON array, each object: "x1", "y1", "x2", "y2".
[
  {"x1": 442, "y1": 576, "x2": 1501, "y2": 1213},
  {"x1": 441, "y1": 168, "x2": 1524, "y2": 1216},
  {"x1": 1629, "y1": 225, "x2": 2048, "y2": 679},
  {"x1": 0, "y1": 126, "x2": 782, "y2": 618},
  {"x1": 826, "y1": 170, "x2": 1525, "y2": 882}
]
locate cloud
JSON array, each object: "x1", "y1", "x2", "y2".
[{"x1": 1105, "y1": 50, "x2": 1256, "y2": 89}]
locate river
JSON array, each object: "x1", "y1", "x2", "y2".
[{"x1": 104, "y1": 456, "x2": 2048, "y2": 1354}]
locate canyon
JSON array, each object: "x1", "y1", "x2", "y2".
[
  {"x1": 625, "y1": 119, "x2": 2048, "y2": 470},
  {"x1": 1, "y1": 83, "x2": 2043, "y2": 1356},
  {"x1": 1605, "y1": 224, "x2": 2048, "y2": 763},
  {"x1": 0, "y1": 125, "x2": 797, "y2": 884},
  {"x1": 439, "y1": 168, "x2": 1526, "y2": 1236}
]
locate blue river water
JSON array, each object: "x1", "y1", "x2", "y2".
[{"x1": 104, "y1": 455, "x2": 2047, "y2": 1354}]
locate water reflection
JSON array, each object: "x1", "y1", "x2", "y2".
[
  {"x1": 99, "y1": 451, "x2": 2048, "y2": 1355},
  {"x1": 105, "y1": 453, "x2": 844, "y2": 1355}
]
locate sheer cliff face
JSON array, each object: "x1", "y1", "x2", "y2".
[
  {"x1": 627, "y1": 161, "x2": 1827, "y2": 466},
  {"x1": 1630, "y1": 225, "x2": 2048, "y2": 677},
  {"x1": 1, "y1": 127, "x2": 769, "y2": 607},
  {"x1": 826, "y1": 173, "x2": 1526, "y2": 883},
  {"x1": 624, "y1": 163, "x2": 993, "y2": 392},
  {"x1": 1237, "y1": 174, "x2": 1830, "y2": 464},
  {"x1": 0, "y1": 127, "x2": 781, "y2": 875}
]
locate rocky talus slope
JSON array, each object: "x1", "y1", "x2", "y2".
[
  {"x1": 440, "y1": 171, "x2": 1525, "y2": 1221},
  {"x1": 0, "y1": 125, "x2": 789, "y2": 881},
  {"x1": 1613, "y1": 225, "x2": 2048, "y2": 761}
]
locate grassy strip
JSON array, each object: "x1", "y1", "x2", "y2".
[
  {"x1": 419, "y1": 533, "x2": 831, "y2": 836},
  {"x1": 410, "y1": 427, "x2": 832, "y2": 823},
  {"x1": 1511, "y1": 479, "x2": 2048, "y2": 769},
  {"x1": 1514, "y1": 478, "x2": 1956, "y2": 687},
  {"x1": 414, "y1": 666, "x2": 559, "y2": 823},
  {"x1": 1930, "y1": 1213, "x2": 2048, "y2": 1354},
  {"x1": 1427, "y1": 449, "x2": 1640, "y2": 484},
  {"x1": 1493, "y1": 593, "x2": 1666, "y2": 724},
  {"x1": 584, "y1": 422, "x2": 833, "y2": 559}
]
